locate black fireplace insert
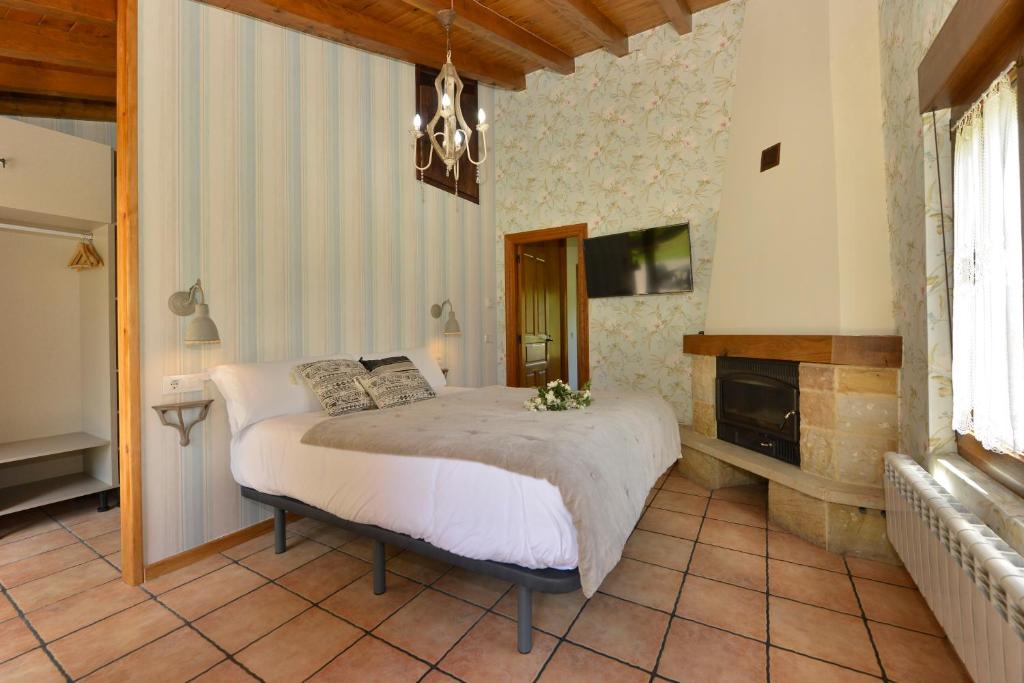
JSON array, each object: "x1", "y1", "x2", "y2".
[{"x1": 716, "y1": 357, "x2": 800, "y2": 466}]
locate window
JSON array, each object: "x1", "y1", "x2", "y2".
[
  {"x1": 414, "y1": 65, "x2": 480, "y2": 204},
  {"x1": 952, "y1": 69, "x2": 1024, "y2": 457}
]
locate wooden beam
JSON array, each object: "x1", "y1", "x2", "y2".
[
  {"x1": 0, "y1": 18, "x2": 115, "y2": 72},
  {"x1": 682, "y1": 334, "x2": 903, "y2": 368},
  {"x1": 0, "y1": 92, "x2": 114, "y2": 119},
  {"x1": 0, "y1": 0, "x2": 116, "y2": 24},
  {"x1": 0, "y1": 58, "x2": 114, "y2": 100},
  {"x1": 918, "y1": 0, "x2": 1024, "y2": 114},
  {"x1": 198, "y1": 0, "x2": 525, "y2": 90},
  {"x1": 656, "y1": 0, "x2": 692, "y2": 36},
  {"x1": 399, "y1": 0, "x2": 573, "y2": 75},
  {"x1": 117, "y1": 0, "x2": 144, "y2": 586},
  {"x1": 544, "y1": 0, "x2": 628, "y2": 57}
]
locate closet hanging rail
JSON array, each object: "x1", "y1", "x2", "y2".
[{"x1": 0, "y1": 222, "x2": 93, "y2": 241}]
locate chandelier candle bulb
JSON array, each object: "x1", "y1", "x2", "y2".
[
  {"x1": 478, "y1": 108, "x2": 486, "y2": 125},
  {"x1": 413, "y1": 114, "x2": 422, "y2": 131}
]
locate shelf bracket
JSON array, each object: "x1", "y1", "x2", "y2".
[{"x1": 152, "y1": 399, "x2": 213, "y2": 447}]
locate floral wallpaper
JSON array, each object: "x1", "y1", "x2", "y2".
[
  {"x1": 878, "y1": 0, "x2": 957, "y2": 458},
  {"x1": 494, "y1": 1, "x2": 746, "y2": 421}
]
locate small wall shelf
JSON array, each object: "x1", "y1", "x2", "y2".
[
  {"x1": 0, "y1": 432, "x2": 108, "y2": 466},
  {"x1": 153, "y1": 399, "x2": 213, "y2": 446}
]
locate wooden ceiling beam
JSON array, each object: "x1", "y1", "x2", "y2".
[
  {"x1": 0, "y1": 58, "x2": 115, "y2": 100},
  {"x1": 0, "y1": 92, "x2": 114, "y2": 120},
  {"x1": 399, "y1": 0, "x2": 573, "y2": 75},
  {"x1": 544, "y1": 0, "x2": 628, "y2": 57},
  {"x1": 0, "y1": 18, "x2": 114, "y2": 71},
  {"x1": 655, "y1": 0, "x2": 692, "y2": 35},
  {"x1": 0, "y1": 0, "x2": 116, "y2": 24},
  {"x1": 199, "y1": 0, "x2": 526, "y2": 90}
]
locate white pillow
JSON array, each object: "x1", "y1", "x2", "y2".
[
  {"x1": 359, "y1": 346, "x2": 447, "y2": 390},
  {"x1": 209, "y1": 355, "x2": 351, "y2": 434}
]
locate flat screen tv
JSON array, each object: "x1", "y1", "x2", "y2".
[{"x1": 584, "y1": 223, "x2": 693, "y2": 299}]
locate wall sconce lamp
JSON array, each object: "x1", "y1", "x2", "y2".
[
  {"x1": 168, "y1": 278, "x2": 221, "y2": 344},
  {"x1": 430, "y1": 299, "x2": 461, "y2": 336}
]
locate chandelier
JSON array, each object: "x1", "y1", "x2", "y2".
[{"x1": 411, "y1": 8, "x2": 489, "y2": 185}]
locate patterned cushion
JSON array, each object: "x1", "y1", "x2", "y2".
[
  {"x1": 356, "y1": 356, "x2": 436, "y2": 409},
  {"x1": 295, "y1": 359, "x2": 374, "y2": 416}
]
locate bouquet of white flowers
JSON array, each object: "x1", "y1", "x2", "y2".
[{"x1": 524, "y1": 380, "x2": 592, "y2": 412}]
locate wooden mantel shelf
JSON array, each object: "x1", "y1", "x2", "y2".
[{"x1": 683, "y1": 334, "x2": 902, "y2": 368}]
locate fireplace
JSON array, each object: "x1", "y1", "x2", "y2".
[{"x1": 715, "y1": 357, "x2": 800, "y2": 466}]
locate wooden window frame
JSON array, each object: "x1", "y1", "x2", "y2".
[{"x1": 414, "y1": 65, "x2": 480, "y2": 204}]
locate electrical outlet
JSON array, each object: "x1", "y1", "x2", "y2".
[{"x1": 162, "y1": 373, "x2": 209, "y2": 394}]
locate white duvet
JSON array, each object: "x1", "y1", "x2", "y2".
[{"x1": 231, "y1": 388, "x2": 579, "y2": 569}]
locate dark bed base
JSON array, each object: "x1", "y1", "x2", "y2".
[{"x1": 240, "y1": 487, "x2": 581, "y2": 654}]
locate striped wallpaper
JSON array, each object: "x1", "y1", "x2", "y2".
[{"x1": 139, "y1": 0, "x2": 497, "y2": 562}]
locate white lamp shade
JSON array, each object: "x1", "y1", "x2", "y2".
[
  {"x1": 185, "y1": 303, "x2": 221, "y2": 344},
  {"x1": 443, "y1": 310, "x2": 461, "y2": 336}
]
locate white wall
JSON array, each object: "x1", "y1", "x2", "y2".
[{"x1": 705, "y1": 0, "x2": 894, "y2": 335}]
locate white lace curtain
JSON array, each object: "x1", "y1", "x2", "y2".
[{"x1": 952, "y1": 69, "x2": 1024, "y2": 455}]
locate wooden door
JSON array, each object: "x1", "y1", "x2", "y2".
[{"x1": 516, "y1": 240, "x2": 565, "y2": 387}]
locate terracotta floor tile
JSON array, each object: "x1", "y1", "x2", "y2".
[
  {"x1": 83, "y1": 530, "x2": 120, "y2": 556},
  {"x1": 662, "y1": 476, "x2": 710, "y2": 497},
  {"x1": 636, "y1": 508, "x2": 702, "y2": 540},
  {"x1": 651, "y1": 490, "x2": 709, "y2": 516},
  {"x1": 68, "y1": 511, "x2": 120, "y2": 541},
  {"x1": 439, "y1": 613, "x2": 556, "y2": 681},
  {"x1": 677, "y1": 575, "x2": 766, "y2": 640},
  {"x1": 434, "y1": 567, "x2": 511, "y2": 608},
  {"x1": 538, "y1": 641, "x2": 648, "y2": 683},
  {"x1": 192, "y1": 660, "x2": 258, "y2": 682},
  {"x1": 0, "y1": 512, "x2": 60, "y2": 546},
  {"x1": 567, "y1": 593, "x2": 669, "y2": 670},
  {"x1": 277, "y1": 550, "x2": 370, "y2": 602},
  {"x1": 240, "y1": 536, "x2": 330, "y2": 579},
  {"x1": 698, "y1": 518, "x2": 766, "y2": 555},
  {"x1": 159, "y1": 564, "x2": 266, "y2": 620},
  {"x1": 0, "y1": 616, "x2": 37, "y2": 664},
  {"x1": 194, "y1": 583, "x2": 309, "y2": 653},
  {"x1": 689, "y1": 543, "x2": 766, "y2": 591},
  {"x1": 45, "y1": 498, "x2": 103, "y2": 526},
  {"x1": 27, "y1": 579, "x2": 148, "y2": 642},
  {"x1": 222, "y1": 531, "x2": 291, "y2": 561},
  {"x1": 706, "y1": 499, "x2": 768, "y2": 528},
  {"x1": 645, "y1": 490, "x2": 656, "y2": 506},
  {"x1": 623, "y1": 529, "x2": 693, "y2": 571},
  {"x1": 310, "y1": 635, "x2": 428, "y2": 682},
  {"x1": 9, "y1": 558, "x2": 118, "y2": 612},
  {"x1": 599, "y1": 557, "x2": 683, "y2": 612},
  {"x1": 493, "y1": 589, "x2": 587, "y2": 637},
  {"x1": 769, "y1": 559, "x2": 860, "y2": 614},
  {"x1": 769, "y1": 648, "x2": 880, "y2": 682},
  {"x1": 658, "y1": 618, "x2": 766, "y2": 682},
  {"x1": 296, "y1": 523, "x2": 358, "y2": 549},
  {"x1": 374, "y1": 589, "x2": 483, "y2": 662},
  {"x1": 769, "y1": 597, "x2": 880, "y2": 675},
  {"x1": 854, "y1": 578, "x2": 942, "y2": 635},
  {"x1": 0, "y1": 542, "x2": 97, "y2": 589},
  {"x1": 388, "y1": 551, "x2": 451, "y2": 584},
  {"x1": 422, "y1": 671, "x2": 459, "y2": 682},
  {"x1": 104, "y1": 553, "x2": 121, "y2": 570},
  {"x1": 712, "y1": 484, "x2": 768, "y2": 508},
  {"x1": 82, "y1": 626, "x2": 223, "y2": 683},
  {"x1": 0, "y1": 593, "x2": 14, "y2": 621},
  {"x1": 341, "y1": 537, "x2": 402, "y2": 563},
  {"x1": 0, "y1": 530, "x2": 77, "y2": 567},
  {"x1": 49, "y1": 600, "x2": 182, "y2": 679},
  {"x1": 236, "y1": 608, "x2": 361, "y2": 682},
  {"x1": 846, "y1": 557, "x2": 914, "y2": 587},
  {"x1": 321, "y1": 572, "x2": 422, "y2": 629},
  {"x1": 0, "y1": 648, "x2": 64, "y2": 682},
  {"x1": 141, "y1": 553, "x2": 231, "y2": 595},
  {"x1": 869, "y1": 622, "x2": 969, "y2": 683},
  {"x1": 768, "y1": 531, "x2": 847, "y2": 573}
]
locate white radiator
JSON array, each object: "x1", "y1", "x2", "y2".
[{"x1": 885, "y1": 453, "x2": 1024, "y2": 683}]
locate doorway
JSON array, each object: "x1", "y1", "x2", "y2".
[{"x1": 504, "y1": 224, "x2": 589, "y2": 388}]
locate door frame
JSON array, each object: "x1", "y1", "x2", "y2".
[{"x1": 504, "y1": 223, "x2": 590, "y2": 388}]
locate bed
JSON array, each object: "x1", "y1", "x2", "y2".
[{"x1": 211, "y1": 350, "x2": 679, "y2": 653}]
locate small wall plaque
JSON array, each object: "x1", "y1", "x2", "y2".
[{"x1": 760, "y1": 143, "x2": 781, "y2": 172}]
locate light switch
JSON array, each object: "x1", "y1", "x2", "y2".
[{"x1": 162, "y1": 372, "x2": 209, "y2": 394}]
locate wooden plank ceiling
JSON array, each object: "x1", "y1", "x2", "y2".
[{"x1": 0, "y1": 0, "x2": 728, "y2": 120}]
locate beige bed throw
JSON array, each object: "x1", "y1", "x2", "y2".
[{"x1": 301, "y1": 385, "x2": 681, "y2": 596}]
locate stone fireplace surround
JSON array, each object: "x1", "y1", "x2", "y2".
[{"x1": 682, "y1": 334, "x2": 901, "y2": 562}]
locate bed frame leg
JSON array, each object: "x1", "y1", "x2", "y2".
[
  {"x1": 517, "y1": 585, "x2": 533, "y2": 654},
  {"x1": 372, "y1": 540, "x2": 387, "y2": 595},
  {"x1": 273, "y1": 508, "x2": 286, "y2": 554}
]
